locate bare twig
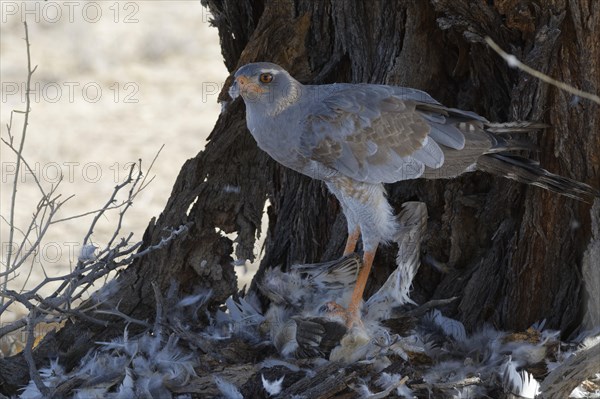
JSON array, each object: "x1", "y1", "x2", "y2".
[
  {"x1": 24, "y1": 312, "x2": 51, "y2": 397},
  {"x1": 50, "y1": 145, "x2": 162, "y2": 226},
  {"x1": 2, "y1": 21, "x2": 38, "y2": 304},
  {"x1": 81, "y1": 164, "x2": 136, "y2": 249},
  {"x1": 0, "y1": 26, "x2": 184, "y2": 391},
  {"x1": 485, "y1": 36, "x2": 600, "y2": 104},
  {"x1": 0, "y1": 222, "x2": 188, "y2": 341},
  {"x1": 410, "y1": 376, "x2": 482, "y2": 390},
  {"x1": 0, "y1": 318, "x2": 27, "y2": 339},
  {"x1": 125, "y1": 224, "x2": 190, "y2": 261},
  {"x1": 0, "y1": 192, "x2": 72, "y2": 278},
  {"x1": 137, "y1": 144, "x2": 164, "y2": 194},
  {"x1": 50, "y1": 202, "x2": 137, "y2": 224},
  {"x1": 93, "y1": 307, "x2": 152, "y2": 329},
  {"x1": 366, "y1": 376, "x2": 409, "y2": 399},
  {"x1": 103, "y1": 163, "x2": 143, "y2": 251},
  {"x1": 3, "y1": 194, "x2": 72, "y2": 276},
  {"x1": 1, "y1": 135, "x2": 46, "y2": 196}
]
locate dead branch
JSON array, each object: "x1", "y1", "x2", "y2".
[
  {"x1": 24, "y1": 312, "x2": 50, "y2": 397},
  {"x1": 2, "y1": 21, "x2": 38, "y2": 300},
  {"x1": 485, "y1": 36, "x2": 600, "y2": 105},
  {"x1": 541, "y1": 342, "x2": 600, "y2": 398}
]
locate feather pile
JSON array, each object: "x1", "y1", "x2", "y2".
[
  {"x1": 20, "y1": 331, "x2": 196, "y2": 399},
  {"x1": 19, "y1": 201, "x2": 600, "y2": 398}
]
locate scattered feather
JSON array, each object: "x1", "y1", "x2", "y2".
[
  {"x1": 226, "y1": 296, "x2": 264, "y2": 326},
  {"x1": 375, "y1": 372, "x2": 414, "y2": 398},
  {"x1": 214, "y1": 375, "x2": 244, "y2": 399},
  {"x1": 79, "y1": 244, "x2": 98, "y2": 261},
  {"x1": 570, "y1": 385, "x2": 589, "y2": 398},
  {"x1": 72, "y1": 387, "x2": 109, "y2": 399},
  {"x1": 177, "y1": 290, "x2": 212, "y2": 307},
  {"x1": 261, "y1": 374, "x2": 285, "y2": 396},
  {"x1": 19, "y1": 358, "x2": 66, "y2": 399},
  {"x1": 90, "y1": 279, "x2": 121, "y2": 304},
  {"x1": 350, "y1": 382, "x2": 374, "y2": 398},
  {"x1": 501, "y1": 356, "x2": 524, "y2": 395},
  {"x1": 427, "y1": 309, "x2": 467, "y2": 342},
  {"x1": 530, "y1": 319, "x2": 546, "y2": 332},
  {"x1": 115, "y1": 368, "x2": 135, "y2": 399},
  {"x1": 519, "y1": 370, "x2": 541, "y2": 398},
  {"x1": 16, "y1": 201, "x2": 600, "y2": 398},
  {"x1": 366, "y1": 202, "x2": 427, "y2": 320},
  {"x1": 261, "y1": 358, "x2": 300, "y2": 372},
  {"x1": 451, "y1": 386, "x2": 489, "y2": 398}
]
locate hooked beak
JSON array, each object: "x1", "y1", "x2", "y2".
[{"x1": 229, "y1": 75, "x2": 267, "y2": 100}]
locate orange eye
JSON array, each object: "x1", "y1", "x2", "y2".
[{"x1": 259, "y1": 73, "x2": 273, "y2": 83}]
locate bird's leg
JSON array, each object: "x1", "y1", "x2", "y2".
[
  {"x1": 346, "y1": 248, "x2": 377, "y2": 326},
  {"x1": 323, "y1": 246, "x2": 377, "y2": 328},
  {"x1": 343, "y1": 227, "x2": 361, "y2": 255}
]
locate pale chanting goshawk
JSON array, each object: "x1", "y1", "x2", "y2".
[{"x1": 229, "y1": 62, "x2": 599, "y2": 326}]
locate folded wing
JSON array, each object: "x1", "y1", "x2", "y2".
[{"x1": 299, "y1": 84, "x2": 489, "y2": 183}]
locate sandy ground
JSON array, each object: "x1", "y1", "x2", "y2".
[{"x1": 0, "y1": 1, "x2": 260, "y2": 327}]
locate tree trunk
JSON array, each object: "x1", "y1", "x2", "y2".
[{"x1": 1, "y1": 0, "x2": 598, "y2": 395}]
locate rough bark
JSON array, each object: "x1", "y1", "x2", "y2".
[
  {"x1": 1, "y1": 0, "x2": 598, "y2": 396},
  {"x1": 541, "y1": 341, "x2": 600, "y2": 398}
]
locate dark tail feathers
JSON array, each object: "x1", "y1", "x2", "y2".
[
  {"x1": 477, "y1": 153, "x2": 600, "y2": 202},
  {"x1": 485, "y1": 121, "x2": 550, "y2": 133},
  {"x1": 485, "y1": 121, "x2": 544, "y2": 153}
]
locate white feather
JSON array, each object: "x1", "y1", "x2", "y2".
[
  {"x1": 262, "y1": 374, "x2": 285, "y2": 396},
  {"x1": 540, "y1": 329, "x2": 560, "y2": 344},
  {"x1": 154, "y1": 335, "x2": 196, "y2": 385},
  {"x1": 177, "y1": 290, "x2": 213, "y2": 307},
  {"x1": 501, "y1": 356, "x2": 523, "y2": 395},
  {"x1": 73, "y1": 387, "x2": 109, "y2": 399},
  {"x1": 214, "y1": 375, "x2": 244, "y2": 399},
  {"x1": 375, "y1": 373, "x2": 414, "y2": 398},
  {"x1": 395, "y1": 384, "x2": 415, "y2": 399},
  {"x1": 451, "y1": 386, "x2": 489, "y2": 398},
  {"x1": 351, "y1": 382, "x2": 374, "y2": 398},
  {"x1": 455, "y1": 325, "x2": 504, "y2": 361},
  {"x1": 428, "y1": 309, "x2": 467, "y2": 342},
  {"x1": 226, "y1": 296, "x2": 264, "y2": 325},
  {"x1": 366, "y1": 202, "x2": 427, "y2": 320},
  {"x1": 569, "y1": 386, "x2": 589, "y2": 398},
  {"x1": 530, "y1": 319, "x2": 546, "y2": 331},
  {"x1": 519, "y1": 370, "x2": 541, "y2": 398},
  {"x1": 19, "y1": 381, "x2": 45, "y2": 399},
  {"x1": 423, "y1": 360, "x2": 470, "y2": 385},
  {"x1": 78, "y1": 244, "x2": 98, "y2": 261},
  {"x1": 114, "y1": 368, "x2": 135, "y2": 399},
  {"x1": 504, "y1": 340, "x2": 547, "y2": 366},
  {"x1": 389, "y1": 334, "x2": 426, "y2": 361},
  {"x1": 19, "y1": 358, "x2": 66, "y2": 399},
  {"x1": 96, "y1": 327, "x2": 138, "y2": 357}
]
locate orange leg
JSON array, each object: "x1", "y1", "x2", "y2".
[
  {"x1": 346, "y1": 248, "x2": 377, "y2": 325},
  {"x1": 343, "y1": 227, "x2": 361, "y2": 255},
  {"x1": 324, "y1": 247, "x2": 378, "y2": 327}
]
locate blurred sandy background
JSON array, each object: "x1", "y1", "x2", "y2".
[{"x1": 0, "y1": 1, "x2": 258, "y2": 326}]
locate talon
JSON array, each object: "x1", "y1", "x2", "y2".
[
  {"x1": 323, "y1": 301, "x2": 345, "y2": 313},
  {"x1": 320, "y1": 301, "x2": 363, "y2": 328}
]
